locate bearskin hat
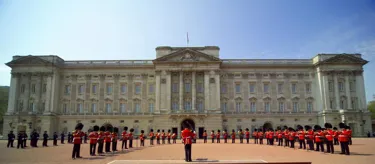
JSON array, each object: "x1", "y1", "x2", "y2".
[
  {"x1": 339, "y1": 123, "x2": 346, "y2": 129},
  {"x1": 283, "y1": 126, "x2": 288, "y2": 130},
  {"x1": 288, "y1": 127, "x2": 294, "y2": 131},
  {"x1": 106, "y1": 126, "x2": 113, "y2": 132},
  {"x1": 346, "y1": 126, "x2": 351, "y2": 130},
  {"x1": 324, "y1": 123, "x2": 332, "y2": 129},
  {"x1": 141, "y1": 130, "x2": 144, "y2": 133},
  {"x1": 162, "y1": 129, "x2": 164, "y2": 132},
  {"x1": 239, "y1": 129, "x2": 242, "y2": 131},
  {"x1": 204, "y1": 130, "x2": 206, "y2": 132},
  {"x1": 246, "y1": 128, "x2": 249, "y2": 131},
  {"x1": 157, "y1": 129, "x2": 160, "y2": 132},
  {"x1": 232, "y1": 129, "x2": 235, "y2": 132},
  {"x1": 296, "y1": 125, "x2": 303, "y2": 130},
  {"x1": 269, "y1": 128, "x2": 274, "y2": 131},
  {"x1": 93, "y1": 125, "x2": 99, "y2": 131},
  {"x1": 333, "y1": 127, "x2": 338, "y2": 130},
  {"x1": 304, "y1": 125, "x2": 312, "y2": 131},
  {"x1": 130, "y1": 128, "x2": 134, "y2": 132},
  {"x1": 254, "y1": 128, "x2": 258, "y2": 131},
  {"x1": 211, "y1": 130, "x2": 214, "y2": 132},
  {"x1": 314, "y1": 125, "x2": 322, "y2": 131},
  {"x1": 168, "y1": 129, "x2": 171, "y2": 132},
  {"x1": 276, "y1": 126, "x2": 281, "y2": 131},
  {"x1": 75, "y1": 123, "x2": 84, "y2": 130},
  {"x1": 150, "y1": 129, "x2": 154, "y2": 132},
  {"x1": 124, "y1": 126, "x2": 128, "y2": 131},
  {"x1": 259, "y1": 129, "x2": 263, "y2": 132},
  {"x1": 100, "y1": 126, "x2": 105, "y2": 131},
  {"x1": 218, "y1": 130, "x2": 221, "y2": 132},
  {"x1": 113, "y1": 127, "x2": 119, "y2": 133}
]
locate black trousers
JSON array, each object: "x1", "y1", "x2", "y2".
[
  {"x1": 184, "y1": 144, "x2": 192, "y2": 161},
  {"x1": 211, "y1": 138, "x2": 214, "y2": 143},
  {"x1": 162, "y1": 138, "x2": 165, "y2": 144},
  {"x1": 307, "y1": 140, "x2": 314, "y2": 150},
  {"x1": 315, "y1": 142, "x2": 324, "y2": 152},
  {"x1": 217, "y1": 138, "x2": 220, "y2": 143},
  {"x1": 290, "y1": 140, "x2": 295, "y2": 148},
  {"x1": 334, "y1": 138, "x2": 339, "y2": 145},
  {"x1": 269, "y1": 138, "x2": 274, "y2": 145},
  {"x1": 23, "y1": 139, "x2": 27, "y2": 147},
  {"x1": 203, "y1": 137, "x2": 207, "y2": 143},
  {"x1": 129, "y1": 139, "x2": 133, "y2": 148},
  {"x1": 17, "y1": 140, "x2": 24, "y2": 149},
  {"x1": 141, "y1": 140, "x2": 144, "y2": 146},
  {"x1": 254, "y1": 138, "x2": 258, "y2": 144},
  {"x1": 246, "y1": 138, "x2": 249, "y2": 144},
  {"x1": 340, "y1": 141, "x2": 350, "y2": 155},
  {"x1": 267, "y1": 138, "x2": 269, "y2": 145},
  {"x1": 349, "y1": 137, "x2": 352, "y2": 145},
  {"x1": 326, "y1": 141, "x2": 334, "y2": 153},
  {"x1": 72, "y1": 144, "x2": 81, "y2": 158},
  {"x1": 240, "y1": 137, "x2": 243, "y2": 143},
  {"x1": 112, "y1": 141, "x2": 117, "y2": 151},
  {"x1": 98, "y1": 142, "x2": 104, "y2": 154},
  {"x1": 232, "y1": 138, "x2": 235, "y2": 143},
  {"x1": 299, "y1": 140, "x2": 306, "y2": 149},
  {"x1": 90, "y1": 143, "x2": 97, "y2": 155},
  {"x1": 105, "y1": 142, "x2": 111, "y2": 152},
  {"x1": 224, "y1": 138, "x2": 227, "y2": 143},
  {"x1": 7, "y1": 140, "x2": 14, "y2": 147},
  {"x1": 285, "y1": 138, "x2": 289, "y2": 146},
  {"x1": 168, "y1": 138, "x2": 171, "y2": 144},
  {"x1": 53, "y1": 139, "x2": 57, "y2": 146},
  {"x1": 278, "y1": 138, "x2": 283, "y2": 146},
  {"x1": 157, "y1": 138, "x2": 160, "y2": 144},
  {"x1": 122, "y1": 140, "x2": 128, "y2": 149},
  {"x1": 150, "y1": 139, "x2": 154, "y2": 145},
  {"x1": 173, "y1": 138, "x2": 176, "y2": 144},
  {"x1": 259, "y1": 138, "x2": 263, "y2": 144},
  {"x1": 61, "y1": 138, "x2": 64, "y2": 144}
]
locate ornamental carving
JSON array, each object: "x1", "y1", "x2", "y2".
[
  {"x1": 209, "y1": 78, "x2": 215, "y2": 83},
  {"x1": 180, "y1": 53, "x2": 198, "y2": 61},
  {"x1": 161, "y1": 78, "x2": 166, "y2": 84}
]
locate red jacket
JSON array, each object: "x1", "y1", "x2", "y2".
[
  {"x1": 121, "y1": 131, "x2": 128, "y2": 140},
  {"x1": 268, "y1": 131, "x2": 274, "y2": 139},
  {"x1": 181, "y1": 128, "x2": 193, "y2": 145},
  {"x1": 298, "y1": 130, "x2": 305, "y2": 140},
  {"x1": 245, "y1": 131, "x2": 250, "y2": 139},
  {"x1": 149, "y1": 132, "x2": 154, "y2": 139},
  {"x1": 306, "y1": 130, "x2": 314, "y2": 140},
  {"x1": 104, "y1": 131, "x2": 111, "y2": 142},
  {"x1": 140, "y1": 133, "x2": 145, "y2": 140},
  {"x1": 289, "y1": 132, "x2": 296, "y2": 141},
  {"x1": 252, "y1": 132, "x2": 257, "y2": 138},
  {"x1": 231, "y1": 132, "x2": 236, "y2": 139},
  {"x1": 258, "y1": 132, "x2": 264, "y2": 138},
  {"x1": 72, "y1": 131, "x2": 84, "y2": 144},
  {"x1": 128, "y1": 132, "x2": 133, "y2": 140},
  {"x1": 216, "y1": 132, "x2": 220, "y2": 139},
  {"x1": 89, "y1": 131, "x2": 99, "y2": 144},
  {"x1": 339, "y1": 130, "x2": 350, "y2": 142},
  {"x1": 315, "y1": 131, "x2": 324, "y2": 142},
  {"x1": 325, "y1": 130, "x2": 334, "y2": 141},
  {"x1": 156, "y1": 133, "x2": 160, "y2": 139},
  {"x1": 223, "y1": 132, "x2": 228, "y2": 139},
  {"x1": 111, "y1": 132, "x2": 117, "y2": 142},
  {"x1": 210, "y1": 132, "x2": 215, "y2": 138},
  {"x1": 167, "y1": 133, "x2": 171, "y2": 138}
]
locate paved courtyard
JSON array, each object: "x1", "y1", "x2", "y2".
[{"x1": 0, "y1": 138, "x2": 374, "y2": 164}]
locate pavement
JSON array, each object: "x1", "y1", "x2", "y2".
[{"x1": 0, "y1": 138, "x2": 374, "y2": 164}]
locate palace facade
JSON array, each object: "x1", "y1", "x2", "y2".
[{"x1": 2, "y1": 46, "x2": 372, "y2": 138}]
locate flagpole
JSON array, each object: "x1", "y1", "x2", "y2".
[{"x1": 187, "y1": 32, "x2": 189, "y2": 47}]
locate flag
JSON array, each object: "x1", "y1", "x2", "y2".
[{"x1": 187, "y1": 32, "x2": 189, "y2": 45}]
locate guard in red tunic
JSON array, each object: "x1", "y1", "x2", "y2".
[
  {"x1": 172, "y1": 132, "x2": 177, "y2": 144},
  {"x1": 252, "y1": 129, "x2": 258, "y2": 144},
  {"x1": 72, "y1": 123, "x2": 84, "y2": 159},
  {"x1": 156, "y1": 129, "x2": 161, "y2": 145},
  {"x1": 181, "y1": 127, "x2": 193, "y2": 162},
  {"x1": 297, "y1": 125, "x2": 306, "y2": 149},
  {"x1": 314, "y1": 125, "x2": 324, "y2": 152},
  {"x1": 89, "y1": 125, "x2": 99, "y2": 156},
  {"x1": 203, "y1": 130, "x2": 207, "y2": 143},
  {"x1": 304, "y1": 125, "x2": 314, "y2": 150},
  {"x1": 121, "y1": 126, "x2": 128, "y2": 150},
  {"x1": 216, "y1": 130, "x2": 221, "y2": 143},
  {"x1": 283, "y1": 126, "x2": 289, "y2": 147},
  {"x1": 161, "y1": 129, "x2": 166, "y2": 144},
  {"x1": 277, "y1": 127, "x2": 283, "y2": 146},
  {"x1": 245, "y1": 128, "x2": 250, "y2": 144},
  {"x1": 210, "y1": 130, "x2": 215, "y2": 143},
  {"x1": 258, "y1": 129, "x2": 264, "y2": 144},
  {"x1": 140, "y1": 130, "x2": 145, "y2": 146},
  {"x1": 104, "y1": 127, "x2": 112, "y2": 153},
  {"x1": 268, "y1": 128, "x2": 274, "y2": 145},
  {"x1": 149, "y1": 129, "x2": 154, "y2": 145},
  {"x1": 288, "y1": 127, "x2": 296, "y2": 148},
  {"x1": 338, "y1": 123, "x2": 350, "y2": 155},
  {"x1": 223, "y1": 130, "x2": 228, "y2": 143},
  {"x1": 231, "y1": 129, "x2": 236, "y2": 143},
  {"x1": 167, "y1": 129, "x2": 172, "y2": 144},
  {"x1": 265, "y1": 130, "x2": 269, "y2": 145},
  {"x1": 112, "y1": 127, "x2": 118, "y2": 152},
  {"x1": 333, "y1": 127, "x2": 339, "y2": 145},
  {"x1": 324, "y1": 123, "x2": 334, "y2": 154},
  {"x1": 128, "y1": 128, "x2": 134, "y2": 148},
  {"x1": 97, "y1": 126, "x2": 105, "y2": 155},
  {"x1": 238, "y1": 129, "x2": 244, "y2": 143}
]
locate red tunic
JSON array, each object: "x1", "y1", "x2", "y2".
[
  {"x1": 315, "y1": 131, "x2": 324, "y2": 142},
  {"x1": 298, "y1": 130, "x2": 305, "y2": 140},
  {"x1": 210, "y1": 132, "x2": 215, "y2": 139},
  {"x1": 167, "y1": 132, "x2": 171, "y2": 139},
  {"x1": 325, "y1": 130, "x2": 334, "y2": 141},
  {"x1": 156, "y1": 133, "x2": 160, "y2": 139},
  {"x1": 265, "y1": 132, "x2": 269, "y2": 139},
  {"x1": 172, "y1": 133, "x2": 176, "y2": 139},
  {"x1": 223, "y1": 132, "x2": 228, "y2": 139},
  {"x1": 128, "y1": 132, "x2": 133, "y2": 140},
  {"x1": 111, "y1": 132, "x2": 117, "y2": 142},
  {"x1": 104, "y1": 131, "x2": 111, "y2": 142},
  {"x1": 121, "y1": 131, "x2": 128, "y2": 140},
  {"x1": 306, "y1": 130, "x2": 314, "y2": 140},
  {"x1": 72, "y1": 131, "x2": 84, "y2": 144},
  {"x1": 162, "y1": 132, "x2": 166, "y2": 139},
  {"x1": 216, "y1": 132, "x2": 220, "y2": 139},
  {"x1": 268, "y1": 131, "x2": 274, "y2": 139},
  {"x1": 98, "y1": 131, "x2": 105, "y2": 142},
  {"x1": 181, "y1": 128, "x2": 193, "y2": 145},
  {"x1": 140, "y1": 133, "x2": 144, "y2": 141},
  {"x1": 149, "y1": 132, "x2": 154, "y2": 139},
  {"x1": 252, "y1": 132, "x2": 257, "y2": 138},
  {"x1": 258, "y1": 132, "x2": 264, "y2": 139},
  {"x1": 231, "y1": 132, "x2": 236, "y2": 139},
  {"x1": 289, "y1": 132, "x2": 296, "y2": 141},
  {"x1": 245, "y1": 131, "x2": 250, "y2": 139},
  {"x1": 339, "y1": 130, "x2": 349, "y2": 142},
  {"x1": 277, "y1": 131, "x2": 283, "y2": 139},
  {"x1": 89, "y1": 131, "x2": 99, "y2": 144}
]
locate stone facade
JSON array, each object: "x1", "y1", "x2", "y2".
[{"x1": 2, "y1": 46, "x2": 372, "y2": 138}]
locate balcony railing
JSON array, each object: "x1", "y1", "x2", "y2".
[
  {"x1": 169, "y1": 110, "x2": 207, "y2": 114},
  {"x1": 64, "y1": 60, "x2": 154, "y2": 67},
  {"x1": 61, "y1": 111, "x2": 154, "y2": 116},
  {"x1": 221, "y1": 111, "x2": 318, "y2": 115},
  {"x1": 222, "y1": 59, "x2": 312, "y2": 65}
]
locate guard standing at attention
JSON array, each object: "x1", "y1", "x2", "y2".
[
  {"x1": 156, "y1": 129, "x2": 161, "y2": 145},
  {"x1": 43, "y1": 131, "x2": 49, "y2": 147},
  {"x1": 211, "y1": 130, "x2": 215, "y2": 143},
  {"x1": 112, "y1": 127, "x2": 119, "y2": 152},
  {"x1": 17, "y1": 131, "x2": 25, "y2": 149},
  {"x1": 121, "y1": 126, "x2": 128, "y2": 150},
  {"x1": 333, "y1": 127, "x2": 339, "y2": 145},
  {"x1": 223, "y1": 130, "x2": 228, "y2": 143},
  {"x1": 216, "y1": 130, "x2": 221, "y2": 143},
  {"x1": 203, "y1": 130, "x2": 207, "y2": 143},
  {"x1": 149, "y1": 129, "x2": 154, "y2": 145},
  {"x1": 162, "y1": 129, "x2": 166, "y2": 144},
  {"x1": 167, "y1": 129, "x2": 172, "y2": 144},
  {"x1": 304, "y1": 125, "x2": 314, "y2": 150},
  {"x1": 258, "y1": 129, "x2": 264, "y2": 144},
  {"x1": 324, "y1": 123, "x2": 334, "y2": 154},
  {"x1": 245, "y1": 128, "x2": 250, "y2": 144},
  {"x1": 140, "y1": 130, "x2": 145, "y2": 146},
  {"x1": 53, "y1": 132, "x2": 58, "y2": 146},
  {"x1": 231, "y1": 129, "x2": 236, "y2": 143},
  {"x1": 297, "y1": 125, "x2": 306, "y2": 149},
  {"x1": 288, "y1": 127, "x2": 296, "y2": 148},
  {"x1": 181, "y1": 127, "x2": 193, "y2": 162},
  {"x1": 97, "y1": 126, "x2": 105, "y2": 155},
  {"x1": 23, "y1": 132, "x2": 28, "y2": 148},
  {"x1": 60, "y1": 132, "x2": 65, "y2": 144},
  {"x1": 268, "y1": 128, "x2": 274, "y2": 145},
  {"x1": 314, "y1": 125, "x2": 324, "y2": 152},
  {"x1": 128, "y1": 128, "x2": 134, "y2": 148},
  {"x1": 338, "y1": 123, "x2": 350, "y2": 155},
  {"x1": 7, "y1": 131, "x2": 15, "y2": 148},
  {"x1": 283, "y1": 126, "x2": 289, "y2": 147},
  {"x1": 172, "y1": 131, "x2": 177, "y2": 144},
  {"x1": 89, "y1": 125, "x2": 99, "y2": 156},
  {"x1": 72, "y1": 123, "x2": 84, "y2": 159},
  {"x1": 238, "y1": 129, "x2": 244, "y2": 144},
  {"x1": 104, "y1": 127, "x2": 112, "y2": 153},
  {"x1": 277, "y1": 127, "x2": 283, "y2": 146},
  {"x1": 253, "y1": 129, "x2": 258, "y2": 144}
]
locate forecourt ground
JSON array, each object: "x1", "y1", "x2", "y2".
[{"x1": 0, "y1": 138, "x2": 374, "y2": 164}]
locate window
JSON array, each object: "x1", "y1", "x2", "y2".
[
  {"x1": 328, "y1": 81, "x2": 333, "y2": 91},
  {"x1": 221, "y1": 102, "x2": 227, "y2": 112},
  {"x1": 31, "y1": 84, "x2": 36, "y2": 93},
  {"x1": 63, "y1": 104, "x2": 68, "y2": 114},
  {"x1": 107, "y1": 84, "x2": 113, "y2": 94},
  {"x1": 235, "y1": 84, "x2": 241, "y2": 93},
  {"x1": 91, "y1": 103, "x2": 97, "y2": 113},
  {"x1": 184, "y1": 83, "x2": 191, "y2": 93},
  {"x1": 197, "y1": 83, "x2": 203, "y2": 93},
  {"x1": 148, "y1": 103, "x2": 154, "y2": 113},
  {"x1": 307, "y1": 102, "x2": 313, "y2": 113},
  {"x1": 184, "y1": 101, "x2": 191, "y2": 110},
  {"x1": 235, "y1": 102, "x2": 241, "y2": 112},
  {"x1": 349, "y1": 81, "x2": 355, "y2": 91},
  {"x1": 306, "y1": 83, "x2": 311, "y2": 93},
  {"x1": 64, "y1": 85, "x2": 71, "y2": 95},
  {"x1": 250, "y1": 102, "x2": 256, "y2": 112},
  {"x1": 293, "y1": 102, "x2": 299, "y2": 113},
  {"x1": 92, "y1": 84, "x2": 97, "y2": 94},
  {"x1": 351, "y1": 100, "x2": 356, "y2": 109},
  {"x1": 221, "y1": 84, "x2": 227, "y2": 93},
  {"x1": 338, "y1": 82, "x2": 344, "y2": 92},
  {"x1": 249, "y1": 83, "x2": 255, "y2": 93},
  {"x1": 197, "y1": 101, "x2": 203, "y2": 112},
  {"x1": 78, "y1": 84, "x2": 84, "y2": 94},
  {"x1": 120, "y1": 103, "x2": 126, "y2": 113},
  {"x1": 121, "y1": 84, "x2": 127, "y2": 93},
  {"x1": 135, "y1": 103, "x2": 140, "y2": 113},
  {"x1": 172, "y1": 102, "x2": 179, "y2": 110},
  {"x1": 29, "y1": 103, "x2": 35, "y2": 112},
  {"x1": 149, "y1": 84, "x2": 154, "y2": 93},
  {"x1": 135, "y1": 84, "x2": 141, "y2": 94},
  {"x1": 106, "y1": 103, "x2": 112, "y2": 113},
  {"x1": 263, "y1": 83, "x2": 269, "y2": 93},
  {"x1": 77, "y1": 103, "x2": 83, "y2": 113},
  {"x1": 21, "y1": 84, "x2": 25, "y2": 93},
  {"x1": 279, "y1": 102, "x2": 284, "y2": 112},
  {"x1": 43, "y1": 84, "x2": 47, "y2": 93},
  {"x1": 172, "y1": 83, "x2": 178, "y2": 93},
  {"x1": 291, "y1": 83, "x2": 297, "y2": 94},
  {"x1": 264, "y1": 102, "x2": 270, "y2": 112},
  {"x1": 277, "y1": 83, "x2": 283, "y2": 93},
  {"x1": 340, "y1": 100, "x2": 344, "y2": 109}
]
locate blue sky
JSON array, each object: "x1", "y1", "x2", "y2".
[{"x1": 0, "y1": 0, "x2": 374, "y2": 102}]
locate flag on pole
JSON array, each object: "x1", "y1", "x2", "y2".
[{"x1": 187, "y1": 32, "x2": 189, "y2": 46}]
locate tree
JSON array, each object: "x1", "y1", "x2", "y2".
[
  {"x1": 369, "y1": 100, "x2": 375, "y2": 119},
  {"x1": 0, "y1": 86, "x2": 9, "y2": 121}
]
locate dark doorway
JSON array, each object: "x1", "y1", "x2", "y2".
[
  {"x1": 172, "y1": 127, "x2": 178, "y2": 138},
  {"x1": 263, "y1": 122, "x2": 273, "y2": 132},
  {"x1": 181, "y1": 119, "x2": 195, "y2": 132},
  {"x1": 198, "y1": 127, "x2": 204, "y2": 139}
]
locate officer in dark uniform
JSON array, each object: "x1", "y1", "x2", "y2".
[
  {"x1": 60, "y1": 132, "x2": 65, "y2": 144},
  {"x1": 43, "y1": 131, "x2": 49, "y2": 147},
  {"x1": 67, "y1": 132, "x2": 72, "y2": 143},
  {"x1": 7, "y1": 131, "x2": 15, "y2": 148},
  {"x1": 53, "y1": 132, "x2": 58, "y2": 146},
  {"x1": 17, "y1": 131, "x2": 24, "y2": 149},
  {"x1": 23, "y1": 132, "x2": 28, "y2": 148}
]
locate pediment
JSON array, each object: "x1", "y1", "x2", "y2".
[
  {"x1": 153, "y1": 49, "x2": 221, "y2": 62},
  {"x1": 317, "y1": 54, "x2": 368, "y2": 65},
  {"x1": 6, "y1": 56, "x2": 53, "y2": 67}
]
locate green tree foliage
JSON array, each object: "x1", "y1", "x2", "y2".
[
  {"x1": 0, "y1": 86, "x2": 9, "y2": 122},
  {"x1": 368, "y1": 100, "x2": 375, "y2": 119}
]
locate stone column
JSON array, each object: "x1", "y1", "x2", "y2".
[
  {"x1": 7, "y1": 73, "x2": 20, "y2": 114},
  {"x1": 333, "y1": 73, "x2": 340, "y2": 109},
  {"x1": 179, "y1": 71, "x2": 183, "y2": 110},
  {"x1": 36, "y1": 73, "x2": 43, "y2": 113},
  {"x1": 99, "y1": 74, "x2": 106, "y2": 113},
  {"x1": 355, "y1": 71, "x2": 366, "y2": 111},
  {"x1": 215, "y1": 72, "x2": 221, "y2": 110},
  {"x1": 192, "y1": 71, "x2": 196, "y2": 111},
  {"x1": 23, "y1": 73, "x2": 31, "y2": 112},
  {"x1": 155, "y1": 71, "x2": 161, "y2": 113},
  {"x1": 166, "y1": 71, "x2": 171, "y2": 110},
  {"x1": 321, "y1": 72, "x2": 330, "y2": 110},
  {"x1": 113, "y1": 74, "x2": 120, "y2": 114},
  {"x1": 345, "y1": 74, "x2": 352, "y2": 109},
  {"x1": 85, "y1": 75, "x2": 91, "y2": 113},
  {"x1": 44, "y1": 73, "x2": 53, "y2": 113},
  {"x1": 204, "y1": 71, "x2": 210, "y2": 110}
]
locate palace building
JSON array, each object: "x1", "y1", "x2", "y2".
[{"x1": 2, "y1": 46, "x2": 372, "y2": 138}]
